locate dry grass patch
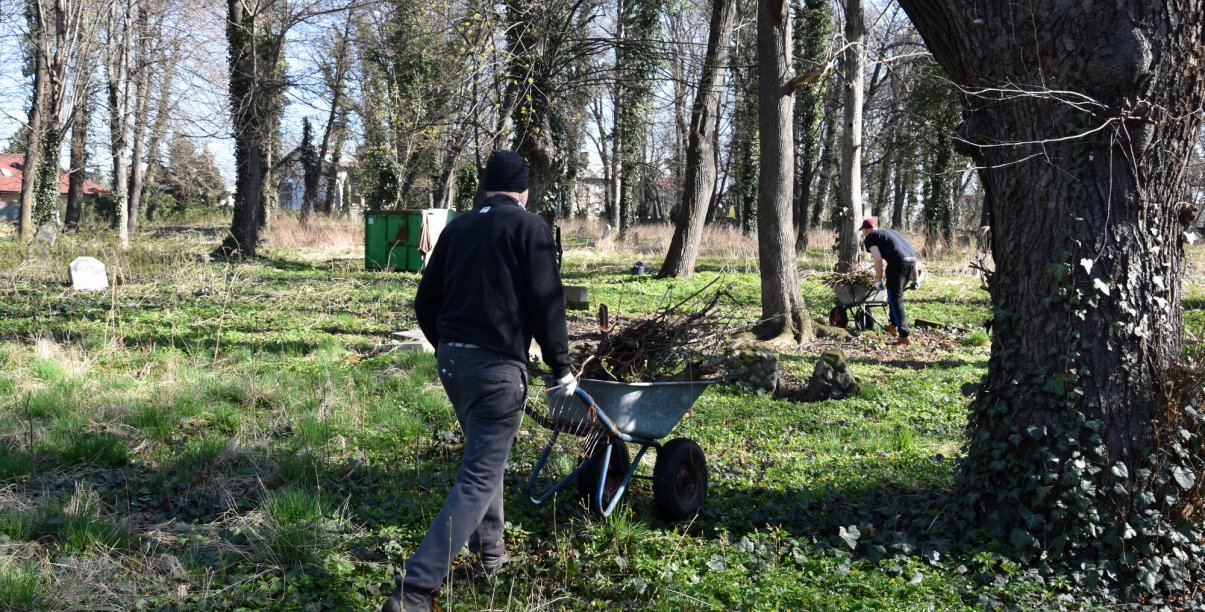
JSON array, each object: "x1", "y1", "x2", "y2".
[{"x1": 263, "y1": 214, "x2": 362, "y2": 260}]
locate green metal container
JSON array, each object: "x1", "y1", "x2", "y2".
[{"x1": 365, "y1": 209, "x2": 455, "y2": 271}]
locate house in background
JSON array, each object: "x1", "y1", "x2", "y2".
[
  {"x1": 275, "y1": 147, "x2": 364, "y2": 216},
  {"x1": 0, "y1": 153, "x2": 107, "y2": 222}
]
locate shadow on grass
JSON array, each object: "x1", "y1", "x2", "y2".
[{"x1": 846, "y1": 356, "x2": 986, "y2": 370}]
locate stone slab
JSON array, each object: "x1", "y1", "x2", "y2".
[{"x1": 69, "y1": 256, "x2": 108, "y2": 291}]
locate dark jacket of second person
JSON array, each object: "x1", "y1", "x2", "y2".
[
  {"x1": 863, "y1": 229, "x2": 916, "y2": 265},
  {"x1": 414, "y1": 194, "x2": 571, "y2": 378}
]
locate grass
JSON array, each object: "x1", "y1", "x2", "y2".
[
  {"x1": 0, "y1": 217, "x2": 1200, "y2": 609},
  {"x1": 0, "y1": 560, "x2": 43, "y2": 609}
]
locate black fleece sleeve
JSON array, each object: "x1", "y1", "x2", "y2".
[
  {"x1": 523, "y1": 219, "x2": 571, "y2": 378},
  {"x1": 413, "y1": 240, "x2": 445, "y2": 348}
]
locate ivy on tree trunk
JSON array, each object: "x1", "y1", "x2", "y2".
[{"x1": 898, "y1": 0, "x2": 1205, "y2": 598}]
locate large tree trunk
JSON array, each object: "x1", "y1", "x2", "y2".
[
  {"x1": 18, "y1": 0, "x2": 51, "y2": 241},
  {"x1": 220, "y1": 0, "x2": 262, "y2": 256},
  {"x1": 106, "y1": 0, "x2": 132, "y2": 249},
  {"x1": 659, "y1": 0, "x2": 737, "y2": 279},
  {"x1": 810, "y1": 81, "x2": 839, "y2": 227},
  {"x1": 835, "y1": 0, "x2": 865, "y2": 272},
  {"x1": 792, "y1": 0, "x2": 831, "y2": 251},
  {"x1": 125, "y1": 0, "x2": 150, "y2": 236},
  {"x1": 321, "y1": 108, "x2": 348, "y2": 216},
  {"x1": 889, "y1": 162, "x2": 907, "y2": 229},
  {"x1": 218, "y1": 0, "x2": 283, "y2": 257},
  {"x1": 898, "y1": 0, "x2": 1205, "y2": 593},
  {"x1": 754, "y1": 0, "x2": 811, "y2": 343},
  {"x1": 32, "y1": 0, "x2": 76, "y2": 229},
  {"x1": 64, "y1": 59, "x2": 91, "y2": 232}
]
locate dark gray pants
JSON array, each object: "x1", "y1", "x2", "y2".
[{"x1": 403, "y1": 344, "x2": 527, "y2": 592}]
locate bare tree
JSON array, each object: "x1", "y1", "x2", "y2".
[
  {"x1": 659, "y1": 0, "x2": 737, "y2": 278},
  {"x1": 105, "y1": 0, "x2": 134, "y2": 248},
  {"x1": 834, "y1": 0, "x2": 865, "y2": 272},
  {"x1": 124, "y1": 0, "x2": 150, "y2": 235}
]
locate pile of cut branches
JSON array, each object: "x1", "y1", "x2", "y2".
[
  {"x1": 816, "y1": 269, "x2": 874, "y2": 288},
  {"x1": 575, "y1": 278, "x2": 740, "y2": 382}
]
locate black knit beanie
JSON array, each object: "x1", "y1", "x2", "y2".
[{"x1": 482, "y1": 151, "x2": 529, "y2": 192}]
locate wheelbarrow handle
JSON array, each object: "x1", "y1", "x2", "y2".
[
  {"x1": 545, "y1": 386, "x2": 630, "y2": 441},
  {"x1": 543, "y1": 385, "x2": 595, "y2": 407}
]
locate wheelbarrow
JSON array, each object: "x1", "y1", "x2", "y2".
[
  {"x1": 827, "y1": 282, "x2": 888, "y2": 331},
  {"x1": 523, "y1": 378, "x2": 715, "y2": 521}
]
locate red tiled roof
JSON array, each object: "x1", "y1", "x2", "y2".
[{"x1": 0, "y1": 153, "x2": 107, "y2": 197}]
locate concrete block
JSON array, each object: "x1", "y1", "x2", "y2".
[{"x1": 565, "y1": 285, "x2": 589, "y2": 310}]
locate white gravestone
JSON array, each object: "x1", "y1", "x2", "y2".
[{"x1": 69, "y1": 256, "x2": 109, "y2": 291}]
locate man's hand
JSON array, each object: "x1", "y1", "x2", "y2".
[
  {"x1": 909, "y1": 280, "x2": 920, "y2": 291},
  {"x1": 873, "y1": 281, "x2": 884, "y2": 291},
  {"x1": 548, "y1": 373, "x2": 578, "y2": 398}
]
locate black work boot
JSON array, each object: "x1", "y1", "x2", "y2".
[{"x1": 381, "y1": 575, "x2": 437, "y2": 612}]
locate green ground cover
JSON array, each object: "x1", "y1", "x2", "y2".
[{"x1": 0, "y1": 227, "x2": 1200, "y2": 609}]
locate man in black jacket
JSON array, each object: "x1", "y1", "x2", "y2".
[
  {"x1": 860, "y1": 217, "x2": 919, "y2": 345},
  {"x1": 383, "y1": 151, "x2": 575, "y2": 612}
]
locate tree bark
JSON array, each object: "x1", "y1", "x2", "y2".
[
  {"x1": 313, "y1": 16, "x2": 351, "y2": 216},
  {"x1": 659, "y1": 0, "x2": 737, "y2": 278},
  {"x1": 755, "y1": 0, "x2": 811, "y2": 342},
  {"x1": 810, "y1": 81, "x2": 839, "y2": 227},
  {"x1": 125, "y1": 0, "x2": 150, "y2": 236},
  {"x1": 897, "y1": 0, "x2": 1205, "y2": 589},
  {"x1": 792, "y1": 0, "x2": 831, "y2": 251},
  {"x1": 141, "y1": 39, "x2": 179, "y2": 222},
  {"x1": 835, "y1": 0, "x2": 865, "y2": 272},
  {"x1": 321, "y1": 108, "x2": 348, "y2": 215},
  {"x1": 65, "y1": 54, "x2": 91, "y2": 232},
  {"x1": 889, "y1": 162, "x2": 907, "y2": 229},
  {"x1": 218, "y1": 0, "x2": 284, "y2": 257},
  {"x1": 106, "y1": 0, "x2": 132, "y2": 249},
  {"x1": 18, "y1": 0, "x2": 50, "y2": 241}
]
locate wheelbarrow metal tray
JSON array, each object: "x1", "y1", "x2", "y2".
[
  {"x1": 833, "y1": 283, "x2": 886, "y2": 306},
  {"x1": 548, "y1": 379, "x2": 714, "y2": 439}
]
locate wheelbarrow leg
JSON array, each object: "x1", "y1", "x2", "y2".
[
  {"x1": 525, "y1": 429, "x2": 596, "y2": 505},
  {"x1": 596, "y1": 442, "x2": 655, "y2": 517}
]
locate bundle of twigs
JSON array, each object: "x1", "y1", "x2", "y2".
[
  {"x1": 575, "y1": 277, "x2": 740, "y2": 382},
  {"x1": 816, "y1": 269, "x2": 875, "y2": 288}
]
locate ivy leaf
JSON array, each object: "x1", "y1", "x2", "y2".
[
  {"x1": 1171, "y1": 466, "x2": 1195, "y2": 490},
  {"x1": 1110, "y1": 462, "x2": 1129, "y2": 479},
  {"x1": 1009, "y1": 528, "x2": 1036, "y2": 550},
  {"x1": 1093, "y1": 278, "x2": 1111, "y2": 296},
  {"x1": 1079, "y1": 258, "x2": 1094, "y2": 274},
  {"x1": 838, "y1": 525, "x2": 861, "y2": 550},
  {"x1": 1139, "y1": 568, "x2": 1159, "y2": 591},
  {"x1": 706, "y1": 554, "x2": 726, "y2": 572}
]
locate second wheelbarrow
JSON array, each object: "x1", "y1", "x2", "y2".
[
  {"x1": 828, "y1": 281, "x2": 889, "y2": 331},
  {"x1": 523, "y1": 378, "x2": 715, "y2": 521}
]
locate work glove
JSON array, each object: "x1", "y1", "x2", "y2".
[
  {"x1": 547, "y1": 373, "x2": 578, "y2": 398},
  {"x1": 909, "y1": 280, "x2": 920, "y2": 291},
  {"x1": 873, "y1": 281, "x2": 884, "y2": 291}
]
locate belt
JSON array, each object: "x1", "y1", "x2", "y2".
[{"x1": 443, "y1": 341, "x2": 481, "y2": 349}]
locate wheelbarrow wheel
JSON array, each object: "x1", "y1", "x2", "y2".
[
  {"x1": 828, "y1": 306, "x2": 848, "y2": 328},
  {"x1": 652, "y1": 438, "x2": 707, "y2": 521},
  {"x1": 576, "y1": 439, "x2": 631, "y2": 514}
]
